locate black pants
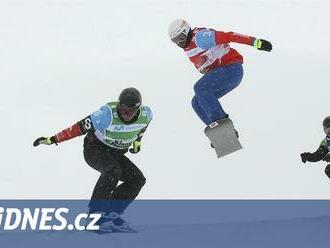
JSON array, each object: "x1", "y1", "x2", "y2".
[
  {"x1": 83, "y1": 133, "x2": 146, "y2": 214},
  {"x1": 325, "y1": 164, "x2": 330, "y2": 179}
]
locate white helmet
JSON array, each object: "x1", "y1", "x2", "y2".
[{"x1": 168, "y1": 19, "x2": 191, "y2": 47}]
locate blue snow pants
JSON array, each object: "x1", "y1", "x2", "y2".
[{"x1": 191, "y1": 63, "x2": 243, "y2": 125}]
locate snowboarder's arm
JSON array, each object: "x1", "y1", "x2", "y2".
[
  {"x1": 194, "y1": 29, "x2": 254, "y2": 49},
  {"x1": 53, "y1": 116, "x2": 93, "y2": 144},
  {"x1": 129, "y1": 106, "x2": 153, "y2": 154},
  {"x1": 54, "y1": 105, "x2": 113, "y2": 143},
  {"x1": 129, "y1": 129, "x2": 145, "y2": 154},
  {"x1": 33, "y1": 105, "x2": 112, "y2": 146},
  {"x1": 214, "y1": 31, "x2": 272, "y2": 51},
  {"x1": 300, "y1": 145, "x2": 329, "y2": 163},
  {"x1": 137, "y1": 106, "x2": 153, "y2": 141},
  {"x1": 194, "y1": 29, "x2": 272, "y2": 51},
  {"x1": 215, "y1": 31, "x2": 255, "y2": 46}
]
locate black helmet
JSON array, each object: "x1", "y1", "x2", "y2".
[
  {"x1": 117, "y1": 87, "x2": 142, "y2": 122},
  {"x1": 323, "y1": 116, "x2": 330, "y2": 130},
  {"x1": 118, "y1": 87, "x2": 142, "y2": 109}
]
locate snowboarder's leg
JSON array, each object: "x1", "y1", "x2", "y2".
[
  {"x1": 193, "y1": 63, "x2": 243, "y2": 125},
  {"x1": 83, "y1": 133, "x2": 123, "y2": 213},
  {"x1": 191, "y1": 96, "x2": 217, "y2": 125},
  {"x1": 83, "y1": 135, "x2": 143, "y2": 232},
  {"x1": 191, "y1": 64, "x2": 243, "y2": 157},
  {"x1": 83, "y1": 134, "x2": 123, "y2": 176},
  {"x1": 91, "y1": 156, "x2": 144, "y2": 233},
  {"x1": 325, "y1": 164, "x2": 330, "y2": 179},
  {"x1": 110, "y1": 155, "x2": 146, "y2": 213},
  {"x1": 205, "y1": 118, "x2": 242, "y2": 158},
  {"x1": 88, "y1": 175, "x2": 119, "y2": 214},
  {"x1": 91, "y1": 174, "x2": 119, "y2": 200}
]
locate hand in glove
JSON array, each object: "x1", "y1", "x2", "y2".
[
  {"x1": 33, "y1": 136, "x2": 57, "y2": 147},
  {"x1": 129, "y1": 141, "x2": 141, "y2": 154},
  {"x1": 254, "y1": 39, "x2": 272, "y2": 52},
  {"x1": 300, "y1": 152, "x2": 311, "y2": 163}
]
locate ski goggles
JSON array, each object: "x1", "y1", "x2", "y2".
[
  {"x1": 171, "y1": 33, "x2": 188, "y2": 45},
  {"x1": 325, "y1": 127, "x2": 330, "y2": 135},
  {"x1": 118, "y1": 105, "x2": 139, "y2": 117}
]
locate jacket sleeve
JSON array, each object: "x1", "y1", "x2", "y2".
[
  {"x1": 135, "y1": 106, "x2": 153, "y2": 142},
  {"x1": 194, "y1": 29, "x2": 255, "y2": 50},
  {"x1": 54, "y1": 105, "x2": 112, "y2": 144},
  {"x1": 214, "y1": 31, "x2": 255, "y2": 46}
]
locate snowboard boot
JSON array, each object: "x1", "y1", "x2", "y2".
[
  {"x1": 207, "y1": 115, "x2": 238, "y2": 148},
  {"x1": 97, "y1": 212, "x2": 134, "y2": 233},
  {"x1": 207, "y1": 114, "x2": 230, "y2": 129}
]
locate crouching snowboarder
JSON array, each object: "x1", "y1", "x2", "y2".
[
  {"x1": 33, "y1": 87, "x2": 153, "y2": 232},
  {"x1": 300, "y1": 116, "x2": 330, "y2": 179},
  {"x1": 168, "y1": 18, "x2": 272, "y2": 158}
]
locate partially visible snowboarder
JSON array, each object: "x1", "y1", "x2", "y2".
[
  {"x1": 168, "y1": 18, "x2": 272, "y2": 157},
  {"x1": 33, "y1": 87, "x2": 153, "y2": 232},
  {"x1": 300, "y1": 116, "x2": 330, "y2": 179}
]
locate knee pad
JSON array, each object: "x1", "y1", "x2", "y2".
[{"x1": 325, "y1": 165, "x2": 330, "y2": 179}]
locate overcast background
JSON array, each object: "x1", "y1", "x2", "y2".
[{"x1": 0, "y1": 0, "x2": 329, "y2": 199}]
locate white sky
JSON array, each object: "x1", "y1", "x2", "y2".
[{"x1": 0, "y1": 0, "x2": 329, "y2": 199}]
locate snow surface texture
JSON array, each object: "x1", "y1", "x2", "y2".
[{"x1": 0, "y1": 0, "x2": 330, "y2": 199}]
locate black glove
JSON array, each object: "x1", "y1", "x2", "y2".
[
  {"x1": 33, "y1": 136, "x2": 57, "y2": 147},
  {"x1": 129, "y1": 141, "x2": 141, "y2": 154},
  {"x1": 254, "y1": 39, "x2": 272, "y2": 52},
  {"x1": 300, "y1": 152, "x2": 311, "y2": 163}
]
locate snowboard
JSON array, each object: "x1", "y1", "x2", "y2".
[
  {"x1": 93, "y1": 226, "x2": 137, "y2": 234},
  {"x1": 204, "y1": 118, "x2": 242, "y2": 158}
]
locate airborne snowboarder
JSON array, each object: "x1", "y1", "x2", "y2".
[
  {"x1": 33, "y1": 87, "x2": 153, "y2": 232},
  {"x1": 301, "y1": 116, "x2": 330, "y2": 179},
  {"x1": 168, "y1": 18, "x2": 272, "y2": 157}
]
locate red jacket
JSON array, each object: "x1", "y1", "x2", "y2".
[{"x1": 184, "y1": 28, "x2": 255, "y2": 73}]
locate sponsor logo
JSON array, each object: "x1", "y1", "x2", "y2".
[
  {"x1": 112, "y1": 124, "x2": 146, "y2": 132},
  {"x1": 107, "y1": 139, "x2": 132, "y2": 149},
  {"x1": 209, "y1": 122, "x2": 219, "y2": 128},
  {"x1": 202, "y1": 31, "x2": 212, "y2": 37}
]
